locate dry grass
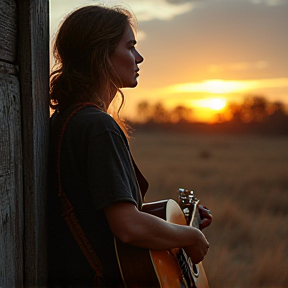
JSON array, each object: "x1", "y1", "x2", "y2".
[{"x1": 130, "y1": 130, "x2": 288, "y2": 288}]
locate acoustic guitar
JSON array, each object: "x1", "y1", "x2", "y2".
[{"x1": 114, "y1": 188, "x2": 209, "y2": 288}]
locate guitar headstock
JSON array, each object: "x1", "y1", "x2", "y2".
[{"x1": 178, "y1": 188, "x2": 200, "y2": 226}]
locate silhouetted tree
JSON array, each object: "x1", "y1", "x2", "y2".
[
  {"x1": 242, "y1": 96, "x2": 268, "y2": 123},
  {"x1": 266, "y1": 101, "x2": 288, "y2": 133},
  {"x1": 153, "y1": 102, "x2": 170, "y2": 123},
  {"x1": 228, "y1": 102, "x2": 242, "y2": 123},
  {"x1": 134, "y1": 96, "x2": 288, "y2": 135},
  {"x1": 170, "y1": 105, "x2": 193, "y2": 123},
  {"x1": 137, "y1": 101, "x2": 152, "y2": 122}
]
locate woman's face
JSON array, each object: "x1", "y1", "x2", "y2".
[{"x1": 110, "y1": 24, "x2": 144, "y2": 88}]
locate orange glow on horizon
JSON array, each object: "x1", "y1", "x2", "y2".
[
  {"x1": 156, "y1": 77, "x2": 288, "y2": 122},
  {"x1": 167, "y1": 79, "x2": 249, "y2": 94},
  {"x1": 162, "y1": 97, "x2": 228, "y2": 123},
  {"x1": 165, "y1": 78, "x2": 288, "y2": 95},
  {"x1": 123, "y1": 77, "x2": 288, "y2": 123}
]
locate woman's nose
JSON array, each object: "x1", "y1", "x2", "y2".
[{"x1": 135, "y1": 50, "x2": 144, "y2": 64}]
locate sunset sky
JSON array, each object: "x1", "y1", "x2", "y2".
[{"x1": 50, "y1": 0, "x2": 288, "y2": 122}]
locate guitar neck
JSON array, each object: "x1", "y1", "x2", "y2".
[{"x1": 190, "y1": 202, "x2": 201, "y2": 229}]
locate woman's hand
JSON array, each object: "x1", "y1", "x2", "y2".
[
  {"x1": 184, "y1": 228, "x2": 209, "y2": 264},
  {"x1": 198, "y1": 205, "x2": 213, "y2": 230}
]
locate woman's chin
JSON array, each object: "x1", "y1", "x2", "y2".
[{"x1": 123, "y1": 80, "x2": 138, "y2": 88}]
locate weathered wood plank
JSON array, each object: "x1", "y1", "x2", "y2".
[
  {"x1": 17, "y1": 0, "x2": 50, "y2": 286},
  {"x1": 0, "y1": 0, "x2": 17, "y2": 63},
  {"x1": 0, "y1": 65, "x2": 23, "y2": 287}
]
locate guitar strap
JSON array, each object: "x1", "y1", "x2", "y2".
[
  {"x1": 53, "y1": 102, "x2": 149, "y2": 286},
  {"x1": 55, "y1": 103, "x2": 104, "y2": 286}
]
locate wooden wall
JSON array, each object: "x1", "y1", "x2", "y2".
[
  {"x1": 0, "y1": 1, "x2": 23, "y2": 285},
  {"x1": 0, "y1": 0, "x2": 49, "y2": 286}
]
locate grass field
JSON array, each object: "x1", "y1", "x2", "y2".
[{"x1": 129, "y1": 130, "x2": 288, "y2": 288}]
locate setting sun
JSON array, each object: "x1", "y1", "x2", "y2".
[
  {"x1": 191, "y1": 97, "x2": 227, "y2": 111},
  {"x1": 209, "y1": 98, "x2": 227, "y2": 110}
]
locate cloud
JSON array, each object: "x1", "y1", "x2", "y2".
[
  {"x1": 165, "y1": 78, "x2": 288, "y2": 95},
  {"x1": 135, "y1": 30, "x2": 147, "y2": 41},
  {"x1": 249, "y1": 0, "x2": 288, "y2": 5},
  {"x1": 165, "y1": 0, "x2": 197, "y2": 4},
  {"x1": 50, "y1": 0, "x2": 195, "y2": 35},
  {"x1": 76, "y1": 0, "x2": 195, "y2": 21},
  {"x1": 208, "y1": 61, "x2": 269, "y2": 73},
  {"x1": 124, "y1": 0, "x2": 194, "y2": 21}
]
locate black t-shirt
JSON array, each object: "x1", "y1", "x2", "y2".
[{"x1": 47, "y1": 106, "x2": 148, "y2": 287}]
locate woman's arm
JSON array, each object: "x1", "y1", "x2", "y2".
[{"x1": 104, "y1": 202, "x2": 209, "y2": 264}]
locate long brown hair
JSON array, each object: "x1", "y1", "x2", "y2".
[{"x1": 50, "y1": 5, "x2": 136, "y2": 132}]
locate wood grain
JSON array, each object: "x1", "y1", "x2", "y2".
[
  {"x1": 0, "y1": 0, "x2": 23, "y2": 286},
  {"x1": 0, "y1": 0, "x2": 17, "y2": 63},
  {"x1": 18, "y1": 0, "x2": 50, "y2": 286},
  {"x1": 0, "y1": 67, "x2": 23, "y2": 287},
  {"x1": 0, "y1": 0, "x2": 49, "y2": 286}
]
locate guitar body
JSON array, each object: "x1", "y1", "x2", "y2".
[{"x1": 114, "y1": 199, "x2": 209, "y2": 288}]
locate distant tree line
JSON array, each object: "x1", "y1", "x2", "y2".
[
  {"x1": 136, "y1": 101, "x2": 193, "y2": 123},
  {"x1": 130, "y1": 96, "x2": 288, "y2": 135}
]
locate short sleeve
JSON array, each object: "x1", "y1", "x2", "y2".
[{"x1": 86, "y1": 124, "x2": 141, "y2": 211}]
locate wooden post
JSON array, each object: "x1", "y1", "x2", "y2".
[
  {"x1": 0, "y1": 1, "x2": 24, "y2": 286},
  {"x1": 18, "y1": 0, "x2": 50, "y2": 286},
  {"x1": 0, "y1": 0, "x2": 49, "y2": 286}
]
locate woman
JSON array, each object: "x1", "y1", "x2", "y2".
[{"x1": 48, "y1": 5, "x2": 211, "y2": 287}]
